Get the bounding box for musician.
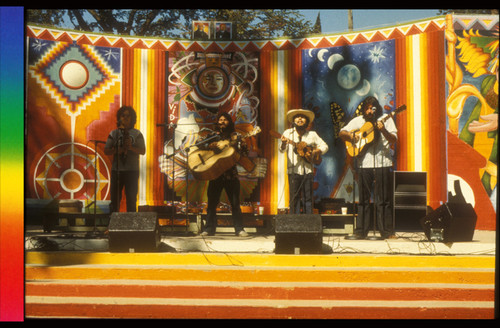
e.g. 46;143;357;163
199;112;249;237
339;96;397;240
279;109;328;214
104;106;146;213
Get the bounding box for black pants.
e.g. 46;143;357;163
204;175;244;234
356;167;393;237
109;170;139;213
288;173;313;214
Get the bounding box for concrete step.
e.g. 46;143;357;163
25;252;495;319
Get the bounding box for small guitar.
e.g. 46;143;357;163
270;130;322;165
188;126;261;180
345;105;406;157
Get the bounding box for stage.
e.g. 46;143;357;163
25;224;495;256
24;220;496;319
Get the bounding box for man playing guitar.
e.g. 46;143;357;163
279;108;328;215
339;96;398;240
198;112;249;237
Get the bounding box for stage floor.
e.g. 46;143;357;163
25;225;496;256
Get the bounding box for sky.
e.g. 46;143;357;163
299;9;441;34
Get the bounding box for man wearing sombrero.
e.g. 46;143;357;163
279;109;328;214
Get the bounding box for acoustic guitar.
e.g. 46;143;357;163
269;130;322;165
345;105;406;157
188;126;261;180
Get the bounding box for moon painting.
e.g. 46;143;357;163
301;39;396;199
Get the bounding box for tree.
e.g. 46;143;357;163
27;9;315;40
312;12;322;34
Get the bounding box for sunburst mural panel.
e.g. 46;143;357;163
27;38;121;209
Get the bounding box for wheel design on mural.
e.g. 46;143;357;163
33;142;110;201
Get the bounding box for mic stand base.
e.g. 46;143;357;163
366;234;384;241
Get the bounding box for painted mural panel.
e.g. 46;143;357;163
445;15;498;229
302;40;396;202
26;38;122;209
161;51;265;205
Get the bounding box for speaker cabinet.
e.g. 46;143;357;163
108;212;160;252
274;214;322;254
420;203;477;243
394;171;427;231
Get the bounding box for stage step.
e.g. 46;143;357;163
25;252;495;319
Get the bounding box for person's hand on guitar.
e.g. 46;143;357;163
280;135;290;150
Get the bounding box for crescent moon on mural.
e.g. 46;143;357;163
355;79;371;96
308;48;314;57
327;53;344;70
317;49;328;62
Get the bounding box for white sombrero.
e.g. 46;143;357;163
286;109;315;124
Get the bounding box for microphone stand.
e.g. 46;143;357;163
345;136;360;240
156;122;215;234
86;139;104;237
367;124;383;241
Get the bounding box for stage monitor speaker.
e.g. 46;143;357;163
274;214;322;254
420;202;477;243
108;212;160;252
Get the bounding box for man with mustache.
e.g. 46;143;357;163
280;108;328;215
199;112;249;237
339;96;398;240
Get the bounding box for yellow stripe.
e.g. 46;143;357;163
420;34;429;173
405;37;414;171
25;252;495;268
25;266;494;284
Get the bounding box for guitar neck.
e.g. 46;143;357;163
270;130;296;146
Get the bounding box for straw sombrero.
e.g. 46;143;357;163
286;109;315;124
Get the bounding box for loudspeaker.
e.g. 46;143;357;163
274;214;322;254
108;212;160;252
420;203;477;243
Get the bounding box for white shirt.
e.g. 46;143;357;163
279;128;329;175
341;114;397;168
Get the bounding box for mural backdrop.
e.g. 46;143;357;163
25;14;498;230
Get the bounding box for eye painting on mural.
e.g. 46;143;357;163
161;51;266;203
302;40;396;201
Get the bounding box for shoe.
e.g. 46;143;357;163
345;234;365;240
237;230;249;237
200;231;214;236
382;234;397;240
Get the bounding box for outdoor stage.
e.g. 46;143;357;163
24;215;496;320
25;224;495;256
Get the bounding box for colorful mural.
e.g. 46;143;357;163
26;38;121;205
445;15;498;230
25;14;498;230
160;51;266;204
301;40;396;201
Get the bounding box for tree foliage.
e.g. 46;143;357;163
27;9;315;39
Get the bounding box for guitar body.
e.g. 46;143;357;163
188;141;241;180
296;142;322;165
270;130;322;165
345;104;406;157
345;122;375;157
187;126;261;180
